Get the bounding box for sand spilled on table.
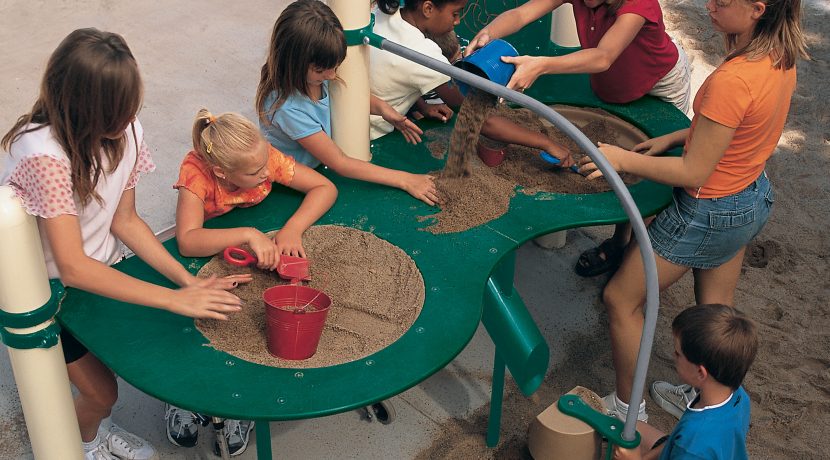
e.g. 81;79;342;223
421;103;644;234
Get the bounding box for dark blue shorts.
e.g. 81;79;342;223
648;172;773;269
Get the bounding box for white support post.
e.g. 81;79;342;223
0;186;82;459
329;0;372;161
550;4;580;48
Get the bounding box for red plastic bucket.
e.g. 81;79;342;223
263;285;332;360
477;142;506;167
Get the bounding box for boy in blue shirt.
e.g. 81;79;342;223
615;304;758;460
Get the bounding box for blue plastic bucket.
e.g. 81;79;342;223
454;39;518;95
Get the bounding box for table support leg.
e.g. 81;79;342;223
486;351;506;447
255;420;273;460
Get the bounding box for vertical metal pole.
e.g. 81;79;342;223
328;0;372;161
0;186;82;459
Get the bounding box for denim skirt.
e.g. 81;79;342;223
648;171;774;269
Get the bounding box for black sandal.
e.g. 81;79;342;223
575;238;624;277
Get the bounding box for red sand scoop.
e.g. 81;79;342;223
223;246;311;282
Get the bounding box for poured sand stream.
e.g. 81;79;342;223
196;225;425;368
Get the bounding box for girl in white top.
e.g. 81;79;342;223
0;28;249;460
370;0;573;166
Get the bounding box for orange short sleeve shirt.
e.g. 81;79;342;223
175;145;296;219
685;55;796;198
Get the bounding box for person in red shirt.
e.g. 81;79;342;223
580;0;808;425
466;0;692;278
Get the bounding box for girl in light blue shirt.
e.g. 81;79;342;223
256;0;442;206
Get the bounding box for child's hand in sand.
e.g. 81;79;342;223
168;279;244;321
544;141;575;168
247;229;280;270
186;273;253;290
401;173;442;206
274;228;306;258
578;142;628;180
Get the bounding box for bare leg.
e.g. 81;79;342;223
67;353;118;442
602;240;689;403
692;247;746;306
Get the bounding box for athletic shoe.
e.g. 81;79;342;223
214;419;255;457
84;434;118;460
650;381;697;419
164;404;199;448
99;420;158;460
602;391;648;422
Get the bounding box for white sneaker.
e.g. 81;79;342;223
84;434;118;460
650;381;697;419
602;392;648;422
99;420;158;460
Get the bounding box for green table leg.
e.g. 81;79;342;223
255;420;272;460
486;351;506;447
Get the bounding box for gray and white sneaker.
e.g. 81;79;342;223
650;381;697;419
99;420;158;460
214;419;255;457
165;404;199;448
84;435;119;460
602;391;648;422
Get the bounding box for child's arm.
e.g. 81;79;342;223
297;132;442;206
579;120;729;188
613;421;668;460
432;82;574;166
370;94;423;144
175;189;281;271
273;163;337;257
631;129;690;157
480;114;575;167
414;98;454;123
43;210;244;321
112;188;252;290
466;0;564;56
502;14;646;90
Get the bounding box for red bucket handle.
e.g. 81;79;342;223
223;246;257;267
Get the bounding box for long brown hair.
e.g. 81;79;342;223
2;28;143;205
255;0;346;125
726;0;809;69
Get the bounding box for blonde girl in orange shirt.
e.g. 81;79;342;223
579;0;808;424
175;109;337;269
169;109;336;454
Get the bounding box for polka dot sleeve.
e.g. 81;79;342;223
7;155;77;218
125;140;157;190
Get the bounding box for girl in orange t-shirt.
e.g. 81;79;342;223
175;109;337;269
170;109;336;453
578;0;809;425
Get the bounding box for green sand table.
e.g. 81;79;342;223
58;68;688;458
